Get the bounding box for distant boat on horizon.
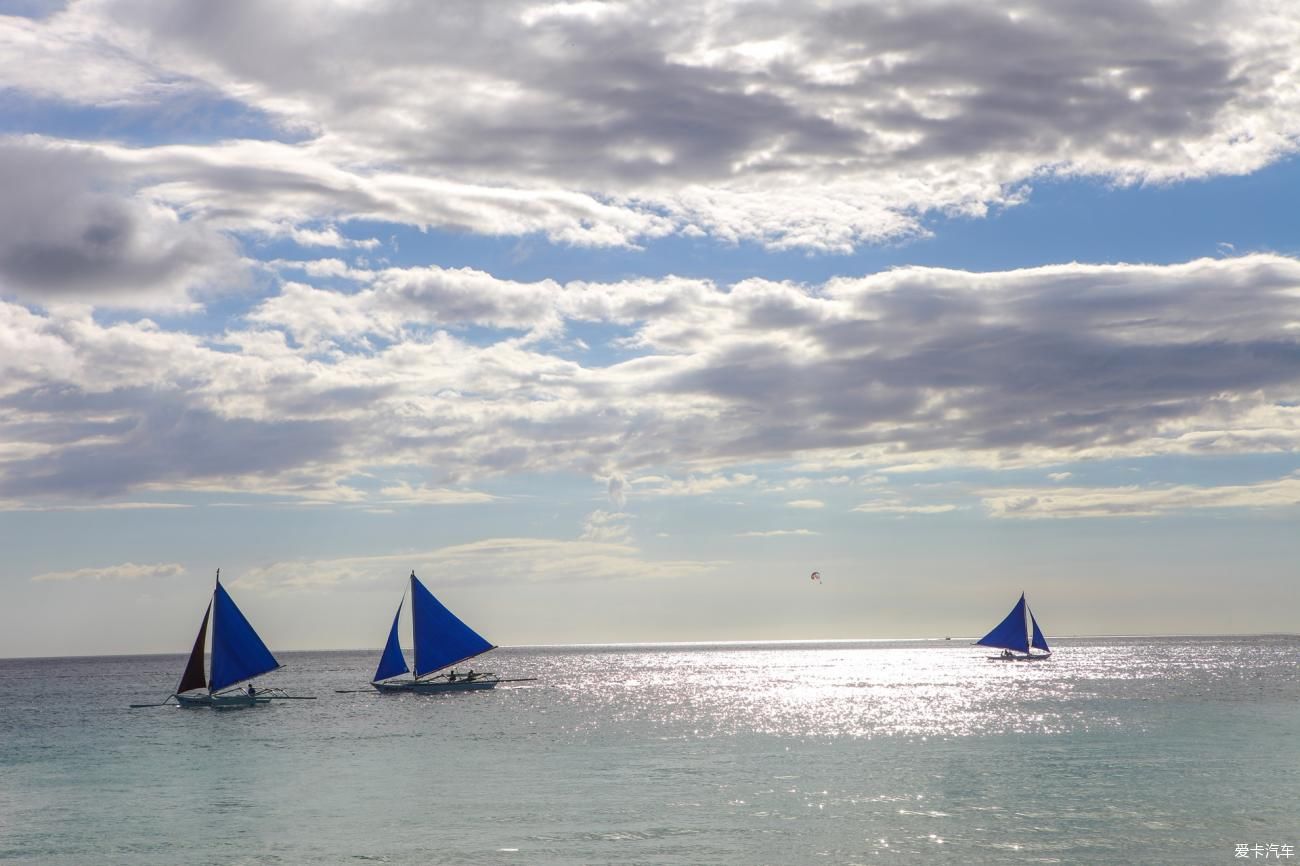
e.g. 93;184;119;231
977;592;1052;661
365;571;523;693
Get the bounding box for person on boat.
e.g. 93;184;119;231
447;670;458;682
1001;649;1013;660
464;669;477;682
247;685;257;698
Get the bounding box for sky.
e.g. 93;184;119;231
1;0;1298;658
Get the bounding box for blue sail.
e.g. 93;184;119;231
1030;610;1051;653
210;580;281;692
372;599;410;682
410;572;494;678
977;593;1030;653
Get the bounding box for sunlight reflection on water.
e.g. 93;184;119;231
0;636;1296;865
542;643;1109;739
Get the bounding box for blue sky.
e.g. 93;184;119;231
1;0;1298;657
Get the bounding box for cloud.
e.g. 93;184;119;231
736;528;819;537
0;500;189;512
786;499;825;509
631;473;759;497
60;137;673;250
376;482;497;505
249;265;719;347
0;139;247;308
232;536;720;592
785;475;853;489
851;501;959;514
2;255;1300;505
287;226;380;250
4;1;1298;250
982;473;1300;519
31;560;185;582
580;509;632;543
603;472;628;508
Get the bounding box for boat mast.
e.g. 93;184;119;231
409;570;420;681
209;568;220;696
1022;590;1029;657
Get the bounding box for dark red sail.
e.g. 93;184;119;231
177;601;211;694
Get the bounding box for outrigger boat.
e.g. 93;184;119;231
977;592;1052;661
131;570;312;708
365;571;511;693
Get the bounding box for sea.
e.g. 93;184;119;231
0;636;1296;866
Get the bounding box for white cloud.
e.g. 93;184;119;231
377;482;497;505
736;528;819;537
786;499;825;509
783;475;852;490
0;501;189;512
287;226;380;250
31;561;185;582
631;473;760;497
2;255;1300;506
232;536;720;592
4;0;1298;250
580;509;632;543
851;501;959;515
982;474;1300;519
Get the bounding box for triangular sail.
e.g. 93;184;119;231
177;601;211;694
1030;609;1051;653
372;598;410;682
410;572;494;678
977;593;1030;654
209;579;281;692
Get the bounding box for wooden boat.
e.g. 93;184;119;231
977;592;1052;661
131;570;311;708
366;571;508;693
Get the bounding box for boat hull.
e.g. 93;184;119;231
371;678;499;694
988;654;1051;662
175;692;273;708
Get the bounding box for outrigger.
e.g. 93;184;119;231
130;570;314;708
338;570;534;694
976;592;1052;661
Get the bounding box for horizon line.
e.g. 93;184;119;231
2;631;1295;662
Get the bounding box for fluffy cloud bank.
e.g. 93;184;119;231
1;254;1298;505
3;0;1299;250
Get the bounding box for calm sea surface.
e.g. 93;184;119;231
1;637;1296;865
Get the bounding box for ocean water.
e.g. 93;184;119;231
0;637;1296;865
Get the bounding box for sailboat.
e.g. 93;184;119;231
369;571;501;693
143;570;289;707
977;592;1052;661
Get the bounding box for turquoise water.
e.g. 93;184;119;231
1;637;1296;865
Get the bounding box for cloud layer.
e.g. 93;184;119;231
3;0;1299;252
2;254;1298;506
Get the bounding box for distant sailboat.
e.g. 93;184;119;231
177;570;286;705
132;570;310;708
369;571;503;693
977;592;1052;661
